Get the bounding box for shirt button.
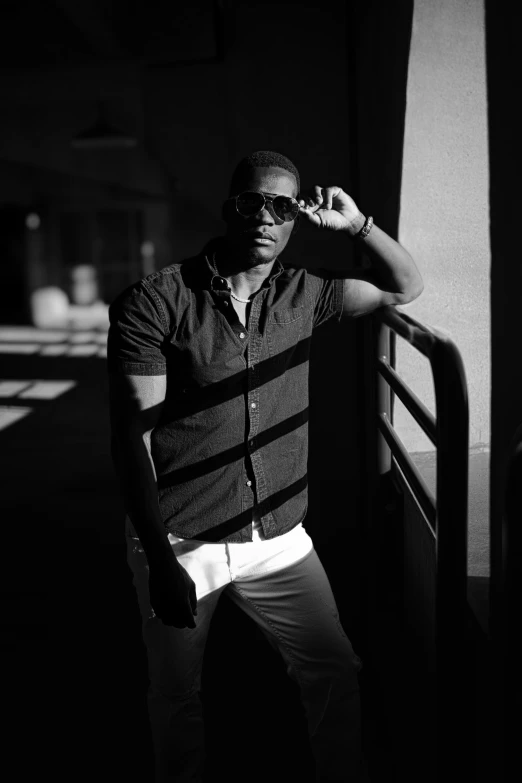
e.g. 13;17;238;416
246;480;252;487
239;332;246;339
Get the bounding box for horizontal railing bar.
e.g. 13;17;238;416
378;357;437;445
377;412;437;534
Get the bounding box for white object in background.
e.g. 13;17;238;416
25;213;41;230
141;240;156;277
30;287;70;329
71;265;99;306
68;301;109;330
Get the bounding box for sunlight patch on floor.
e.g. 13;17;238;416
39;345;68;356
18;381;77;399
0;326;108;358
0;381;33;397
66;345;100;357
0;407;32;431
0;380;78;430
0;327;70;343
69;331;99;344
0;343;41;354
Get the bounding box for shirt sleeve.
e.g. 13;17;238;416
107;280;168;375
305;271;345;328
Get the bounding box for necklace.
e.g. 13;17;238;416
213;253;253;304
229;291;252;304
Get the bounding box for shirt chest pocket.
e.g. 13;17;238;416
266;306;305;358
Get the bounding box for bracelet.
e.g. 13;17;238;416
353;215;373;240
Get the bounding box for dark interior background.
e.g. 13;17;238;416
0;2;415;781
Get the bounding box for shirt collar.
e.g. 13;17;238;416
202;237;285;293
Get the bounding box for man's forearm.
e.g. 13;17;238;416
346;215;424;301
112;424;177;568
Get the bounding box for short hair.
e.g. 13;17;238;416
229;150;300;197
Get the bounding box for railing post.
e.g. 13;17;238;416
491;423;522;778
431;339;469;779
361;315;381;661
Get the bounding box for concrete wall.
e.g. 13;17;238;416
395;0;490;454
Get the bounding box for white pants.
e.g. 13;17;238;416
126;518;365;783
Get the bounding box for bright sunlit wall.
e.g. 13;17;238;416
396;0;490;452
395;0;490;574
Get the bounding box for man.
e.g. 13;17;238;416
108;150;423;783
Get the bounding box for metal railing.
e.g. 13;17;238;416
492;422;522;774
375;305;469;778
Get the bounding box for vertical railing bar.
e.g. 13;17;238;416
390;326;397;424
431;339;469;779
499;424;522;775
377;323;392;477
376;306;469;781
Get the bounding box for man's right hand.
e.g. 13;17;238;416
148;560;198;629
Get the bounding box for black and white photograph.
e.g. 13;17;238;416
0;1;519;781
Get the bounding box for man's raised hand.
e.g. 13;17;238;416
298;185;365;234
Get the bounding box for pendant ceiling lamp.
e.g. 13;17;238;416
72;103;137;150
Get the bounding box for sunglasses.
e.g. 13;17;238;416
228;191;300;223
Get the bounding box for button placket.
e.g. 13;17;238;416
246;298;261;444
244;292;272;523
242;466;255;516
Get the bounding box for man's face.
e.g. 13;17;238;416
224;166;298;266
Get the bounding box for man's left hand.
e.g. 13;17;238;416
298;186;364;234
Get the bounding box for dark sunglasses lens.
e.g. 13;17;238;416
273;196;299;221
236;192;265;216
